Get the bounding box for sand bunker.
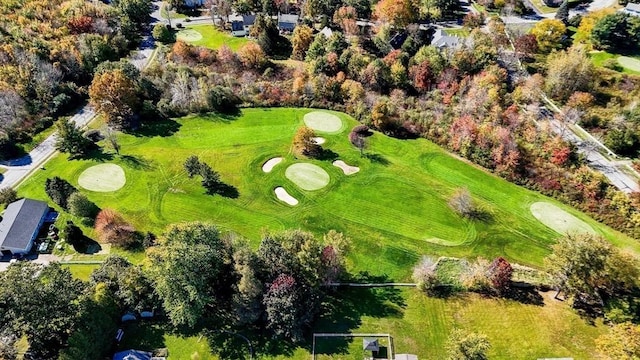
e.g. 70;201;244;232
285;163;330;191
262;157;283;173
303;111;343;133
333;160;360;175
530;202;596;235
313;137;326;145
78;164;126;192
275;187;298;206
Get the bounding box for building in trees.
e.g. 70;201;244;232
0;199;50;255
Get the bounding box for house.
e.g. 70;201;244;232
0;198;50;255
319;26;333;38
389;32;408;49
430;29;461;49
277;13;298;32
622;2;640;16
229;14;256;37
183;0;204;7
113;350;152;360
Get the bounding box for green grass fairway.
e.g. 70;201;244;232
618;56;640;73
530;202;596;236
176;28;202;42
17;108;638;279
303;111;344;133
285;163;330;191
180;25;251;51
78;163;126;192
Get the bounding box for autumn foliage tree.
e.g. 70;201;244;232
530;19;566;53
374;0;417;27
293;126;322;157
89;69;140;129
95;209;137;248
238;42;268;70
488;257;513;295
291;25;314;61
333;6;359;36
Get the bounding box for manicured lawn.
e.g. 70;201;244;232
117;323;218;360
17;108;637;281
590;51;640;75
444;28;470;37
179;25;251;51
62;264;101;281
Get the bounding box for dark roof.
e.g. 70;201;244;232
0;199;48;250
363;338;379;351
231;21;244;31
242;14;256;25
278;22;296;31
390;32;408;49
113;350;152;360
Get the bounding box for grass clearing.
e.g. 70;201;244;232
118;323;218;360
62;264;101;281
78;163;126;192
17;108;638;281
618;56;640;73
530;202;596;236
285;163;331;191
303;111;344;133
444;28;470;37
176;28;202;42
181;25;251;51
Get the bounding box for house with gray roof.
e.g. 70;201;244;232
622;2;640;16
430;29;461;49
277;13;299;32
0;199;49;255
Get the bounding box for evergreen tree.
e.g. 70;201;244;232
555;0;569;24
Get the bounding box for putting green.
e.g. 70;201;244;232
617;56;640;73
530;202;596;236
303;111;343;133
176;28;203;42
285;163;330;191
78;164;126;192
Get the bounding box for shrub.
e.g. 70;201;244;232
0;188;18;206
64;221;87;249
461;258;492;292
67;192;99;219
45;177;77;209
446;329;491;360
293;126;321;157
152;23;175;44
184;155;201;178
95;209;137;248
449;188;477;218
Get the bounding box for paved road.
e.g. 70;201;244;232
0;16;158;190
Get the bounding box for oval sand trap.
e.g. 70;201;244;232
313;137;326;145
333;160;359;175
618;56;640;73
176;28;203;42
262;157;283;173
275;187;298;206
78;164;126;192
285;163;330;191
304;112;343;133
530;202;596;235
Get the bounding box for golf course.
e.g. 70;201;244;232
15;108;638;358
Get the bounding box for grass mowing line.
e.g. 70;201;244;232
285;163;330;191
78;163;126;192
530;202;596;236
617;56;640;74
303;111;344;133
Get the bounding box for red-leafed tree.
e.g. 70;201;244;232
514;34;538;58
263;274;304;341
410;61;433;92
489;257;513;295
95;209;137;248
67;16;94;34
333;6;358;36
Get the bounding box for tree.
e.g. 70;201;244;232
293;126;321;157
55;118;92;157
555;0;569;24
333;6;359;36
184;155;201;178
291;25;314;61
232;242;263;326
0;188;17;206
596;322;640;359
152;23;175;44
199;162;223;195
374;0;417;27
412;256;440;294
263;274;306;341
94;209;137;248
238;42;268;70
530;19;566;52
488;257;512;295
114;0;153;30
446;329;491;360
410;61;434;92
449;188;478;218
0;263;84;359
89;69;140;129
68;192;99;219
349;125;371;155
104;126;121;155
64;220;88;250
545;234;640;307
45;176;77;209
592;13;639;52
545;47;594;102
148;222;234;328
513;34;538;57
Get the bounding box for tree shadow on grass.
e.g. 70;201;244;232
201;111;241;124
215;183;240;199
72;237;102;254
132;118;182;138
506;286;544;306
81;147;114;162
120;154;154;171
314;148;339;161
364;153;390;165
118;322;167;353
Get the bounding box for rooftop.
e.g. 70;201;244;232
0;198;49;250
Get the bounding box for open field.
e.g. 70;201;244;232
17;108;638;280
178;25;252;51
15;108;631;359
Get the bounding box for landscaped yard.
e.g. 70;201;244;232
444;28;470;37
590;51;640;74
16;108;633;358
177;25;252;51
